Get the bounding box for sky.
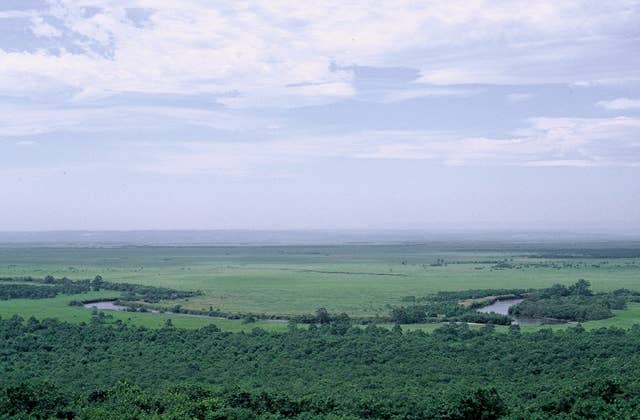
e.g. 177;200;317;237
0;0;639;232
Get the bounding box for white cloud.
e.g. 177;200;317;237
0;10;35;19
381;87;481;103
525;160;595;167
596;98;640;110
418;68;477;85
15;140;37;146
506;93;533;103
365;117;640;167
30;16;62;37
0;1;638;107
137;116;640;176
0;104;275;137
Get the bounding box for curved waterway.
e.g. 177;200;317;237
83;300;209;318
82;300;288;323
476;298;563;325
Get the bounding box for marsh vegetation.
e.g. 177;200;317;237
1;242;640;418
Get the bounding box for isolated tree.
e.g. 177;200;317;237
316;308;331;324
542;283;570;298
92;275;104;290
569;279;592;296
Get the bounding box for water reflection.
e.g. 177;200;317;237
476;298;565;325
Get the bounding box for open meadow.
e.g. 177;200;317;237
3;241;640;418
1;242;639;331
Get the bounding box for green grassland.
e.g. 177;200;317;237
1;243;639;329
0;291;290;332
376;303;640;333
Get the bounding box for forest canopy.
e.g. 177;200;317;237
1;316;640;419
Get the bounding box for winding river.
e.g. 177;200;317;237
82;300;288;323
83;300;209;318
85;298;561;326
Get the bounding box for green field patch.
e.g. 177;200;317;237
1;245;639;318
0;291;289;332
280;267;408;276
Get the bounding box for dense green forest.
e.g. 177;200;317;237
2;314;640;419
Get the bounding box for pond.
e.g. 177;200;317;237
476;298;565;325
476;298;524;316
83;300;130;311
83;300;165;314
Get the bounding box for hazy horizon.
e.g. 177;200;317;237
1;228;640;246
1;1;638;231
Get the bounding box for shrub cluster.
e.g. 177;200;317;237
509;280;626;322
0;275;202;303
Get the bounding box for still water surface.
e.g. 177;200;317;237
476;298;524;316
476;298;563;325
83;301;129;311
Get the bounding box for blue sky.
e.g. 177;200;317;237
1;0;639;231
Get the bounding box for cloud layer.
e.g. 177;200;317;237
134;117;640;176
597;98;640;110
1;0;639;107
1;1;640;231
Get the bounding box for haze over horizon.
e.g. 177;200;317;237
1;229;639;247
1;1;639;231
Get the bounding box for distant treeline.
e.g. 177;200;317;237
531;248;640;259
2;315;640;418
0;276;202;302
404;288;530;303
0;284;59;300
389;302;513;325
115;301;288;322
0;278;95;300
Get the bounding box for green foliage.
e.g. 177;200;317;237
456;312;512;325
1;244;640;418
0;275;201;303
450;387;508;420
0;284;59;300
390;290;518;325
421;289;529;302
2;244;640;317
569;279;593;296
510;297;614;321
291;309;352;329
2;317;640;418
1;382;71;419
509;280;629;322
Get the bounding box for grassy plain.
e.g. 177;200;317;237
0;291;289;332
1;243;639;329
